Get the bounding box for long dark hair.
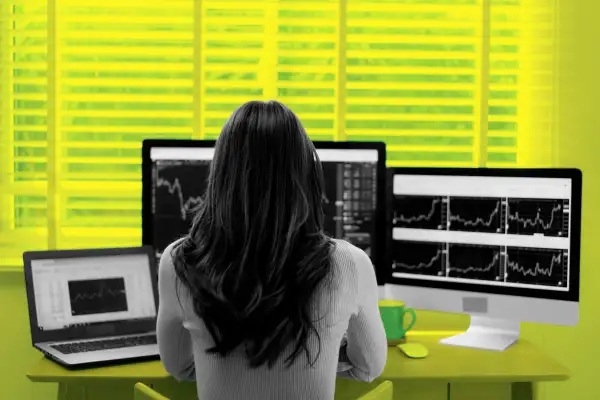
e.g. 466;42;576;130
171;100;335;368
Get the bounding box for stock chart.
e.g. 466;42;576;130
392;241;445;277
68;278;128;316
393;195;445;230
448;197;504;233
506;247;567;287
153;160;210;254
447;244;503;281
507;198;568;237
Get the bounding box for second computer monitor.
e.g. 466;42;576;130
142;140;387;282
385;167;581;350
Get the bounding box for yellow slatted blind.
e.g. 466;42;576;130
489;0;556;167
55;0;195;249
0;1;49;266
276;0;339;141
0;0;557;266
200;0;272;138
489;0;519;166
346;0;483;166
200;0;339;141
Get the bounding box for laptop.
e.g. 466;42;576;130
23;246;160;368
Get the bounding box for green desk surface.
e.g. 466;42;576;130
381;333;569;382
27;358;170;383
26;332;569;384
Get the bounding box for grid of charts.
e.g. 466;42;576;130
391;194;570;291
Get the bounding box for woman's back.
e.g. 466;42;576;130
156;101;387;399
157;238;387;400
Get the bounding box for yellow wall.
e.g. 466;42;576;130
0;272;56;399
527;1;600;399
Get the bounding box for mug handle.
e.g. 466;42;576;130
403;308;417;334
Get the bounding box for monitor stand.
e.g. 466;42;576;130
439;316;519;351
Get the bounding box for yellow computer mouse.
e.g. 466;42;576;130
397;342;428;359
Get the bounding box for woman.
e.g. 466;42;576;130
157;100;387;400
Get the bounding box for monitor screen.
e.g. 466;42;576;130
148;146;214;255
389;169;581;301
30;253;156;331
142;140;386;280
319;148;379;258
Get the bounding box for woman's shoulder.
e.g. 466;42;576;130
325;239;375;306
329;238;373;275
158;238;186;278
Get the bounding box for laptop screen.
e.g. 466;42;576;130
30;253;157;331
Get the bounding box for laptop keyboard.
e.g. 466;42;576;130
51;335;157;354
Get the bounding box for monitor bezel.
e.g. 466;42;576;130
141;139;388;285
386;167;582;302
22;246;159;344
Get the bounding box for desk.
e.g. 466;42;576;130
27;333;569;400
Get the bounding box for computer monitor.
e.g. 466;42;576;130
141;140;387;283
384;168;581;351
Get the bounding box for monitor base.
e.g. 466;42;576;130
439;316;519;351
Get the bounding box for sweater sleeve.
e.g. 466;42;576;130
156;242;196;381
336;246;388;382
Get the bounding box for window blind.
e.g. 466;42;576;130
489;0;556;167
200;0;340;141
489;0;519;166
346;0;484;166
0;1;49;266
0;0;557;266
54;0;195;250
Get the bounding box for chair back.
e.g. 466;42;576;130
134;382;170;400
132;380;391;400
356;380;393;400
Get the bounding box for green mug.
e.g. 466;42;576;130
379;300;417;341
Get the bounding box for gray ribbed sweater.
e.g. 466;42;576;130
157;239;388;400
